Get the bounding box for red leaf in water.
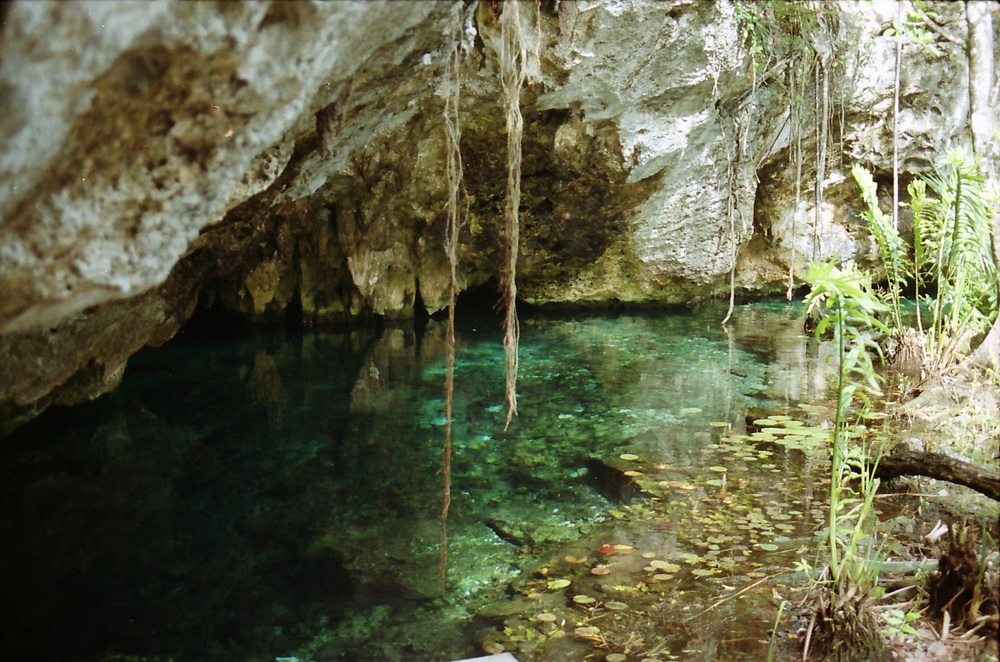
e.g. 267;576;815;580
591;565;612;576
596;544;618;554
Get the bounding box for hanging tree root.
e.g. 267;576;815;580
872;442;1000;502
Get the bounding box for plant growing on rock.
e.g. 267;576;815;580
856;148;999;371
910;148;998;369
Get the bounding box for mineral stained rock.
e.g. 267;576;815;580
0;0;994;431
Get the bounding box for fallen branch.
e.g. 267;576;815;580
874;445;1000;501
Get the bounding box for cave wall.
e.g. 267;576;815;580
0;0;996;432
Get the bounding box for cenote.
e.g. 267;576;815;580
2;301;853;662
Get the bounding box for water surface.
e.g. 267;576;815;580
0;301;837;661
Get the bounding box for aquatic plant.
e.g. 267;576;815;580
802;260;889;659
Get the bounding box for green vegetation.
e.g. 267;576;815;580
801;261;889;659
854;147;999;369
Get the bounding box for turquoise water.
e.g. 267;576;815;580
0;301;836;661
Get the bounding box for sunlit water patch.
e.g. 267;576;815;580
0;301;841;661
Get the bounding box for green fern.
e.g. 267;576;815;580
852;165;911;329
915;148;997;358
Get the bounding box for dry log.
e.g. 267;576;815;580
874;445;1000;501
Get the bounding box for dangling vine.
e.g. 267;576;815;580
498;1;528;430
788;54;804;299
438;9;464;592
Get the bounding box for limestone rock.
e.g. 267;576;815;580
0;0;995;431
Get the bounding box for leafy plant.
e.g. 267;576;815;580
908;148;999;366
852;165;911;329
802;260;890;659
881;603;921;642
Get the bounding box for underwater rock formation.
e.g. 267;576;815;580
0;0;995;430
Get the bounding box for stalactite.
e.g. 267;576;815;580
499;1;527;430
438;10;463;593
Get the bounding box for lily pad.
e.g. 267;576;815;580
548;578;571;590
573;594;597;604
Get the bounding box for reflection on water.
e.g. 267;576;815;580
0;301;836;661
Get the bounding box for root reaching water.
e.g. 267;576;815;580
439;10;463;592
499;1;528;430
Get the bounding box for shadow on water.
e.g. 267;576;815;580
0;301;837;661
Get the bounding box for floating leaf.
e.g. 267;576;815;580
691;568;716;577
652;573;674;581
619;453;639;461
591;566;612;576
605;601;629;611
564;555;586;564
575;626;600;637
758;543;779;552
573;594;597;604
536;612;558;622
650;560;680;572
548;578;571;590
623;470;642;477
607;654;627;662
641;552;656;559
710;421;730;427
681;407;703;414
596;544;619;554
